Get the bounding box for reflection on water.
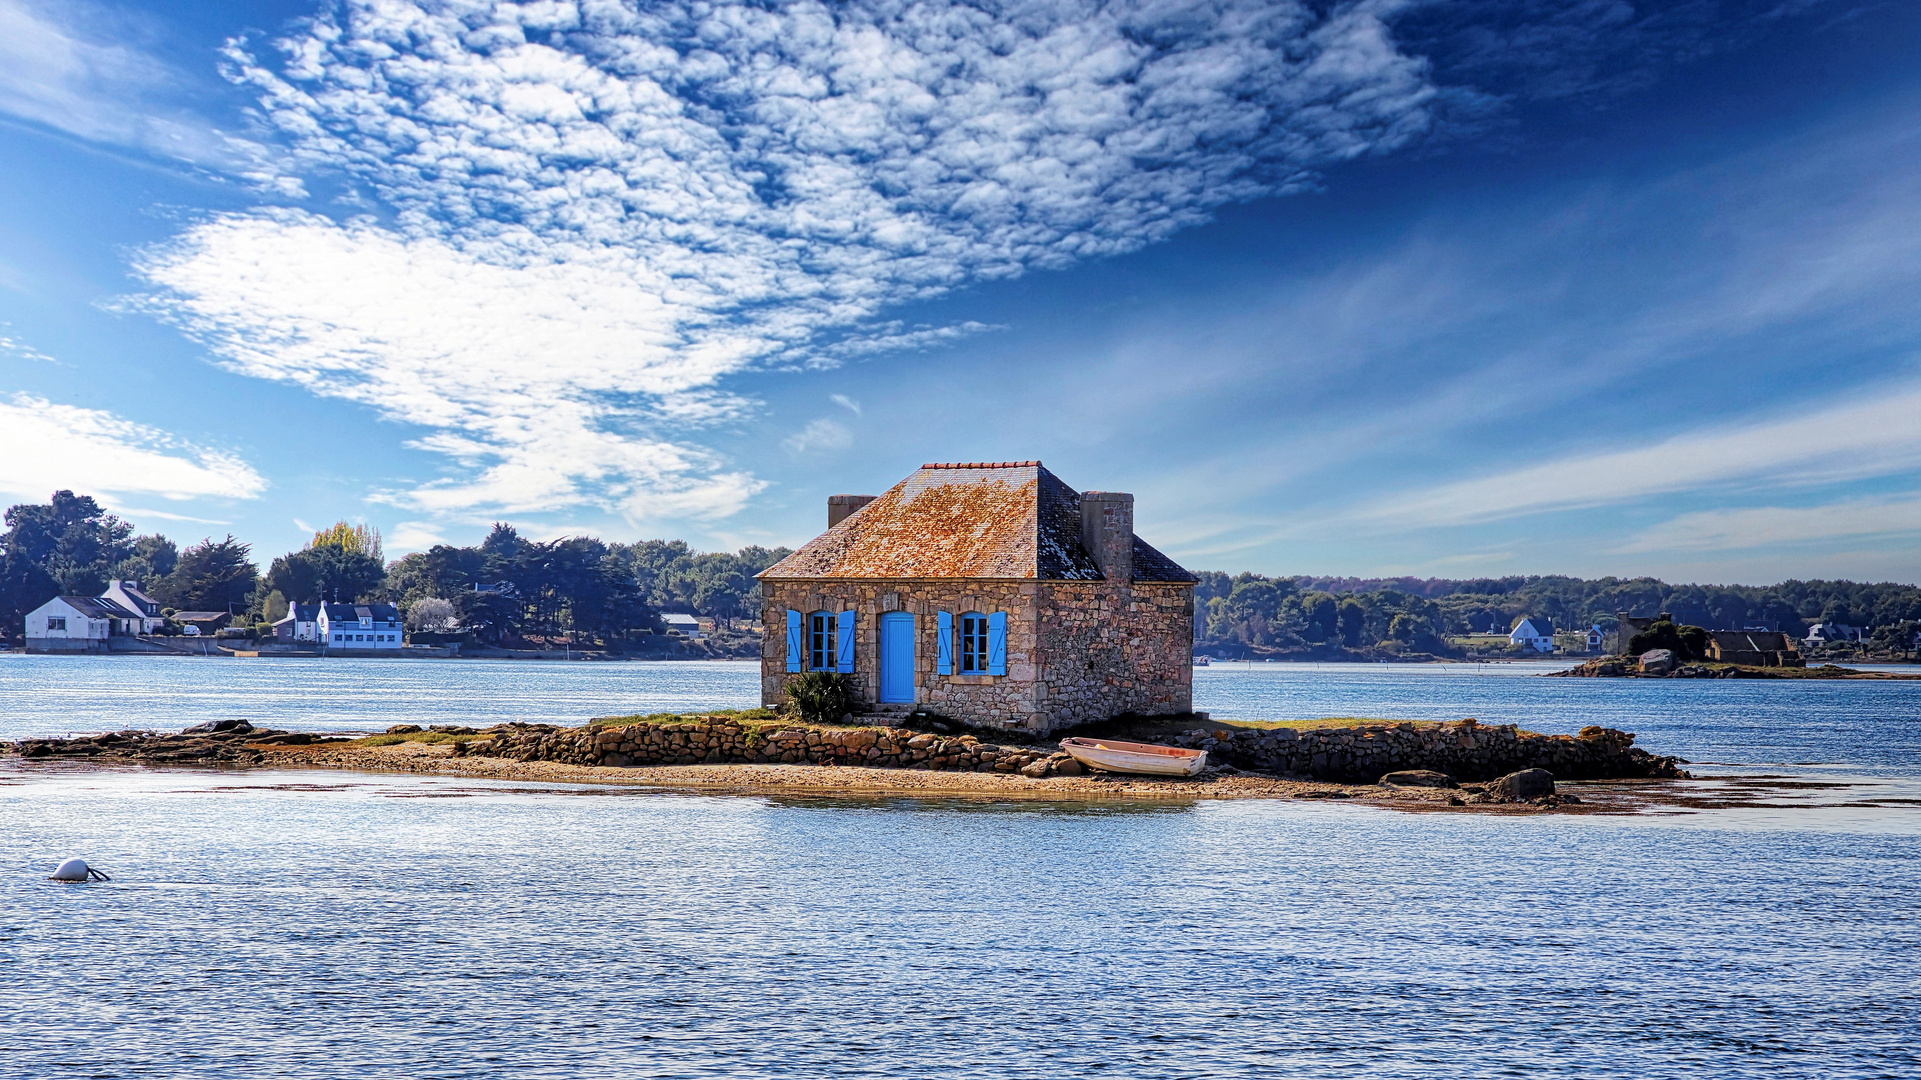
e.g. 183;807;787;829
3;766;1917;1079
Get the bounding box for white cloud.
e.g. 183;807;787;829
829;394;861;416
388;521;449;554
1348;381;1921;530
783;418;854;455
1620;496;1921;554
0;0;296;189
0;393;265;503
136;0;1439;523
0;325;58;364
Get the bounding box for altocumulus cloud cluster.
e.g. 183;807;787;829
133;0;1438;523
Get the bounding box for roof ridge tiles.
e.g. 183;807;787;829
918;460;1041;469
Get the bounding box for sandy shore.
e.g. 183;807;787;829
239;739;1707;814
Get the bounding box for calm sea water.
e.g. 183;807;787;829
3;657;1919;1077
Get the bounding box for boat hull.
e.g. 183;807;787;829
1059;737;1208;777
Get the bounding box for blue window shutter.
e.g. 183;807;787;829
785;610;802;672
937;611;953;676
837;610;856;673
988;612;1007;676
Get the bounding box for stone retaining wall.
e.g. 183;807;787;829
458;717;1685;783
460;721;1073;777
1167;719;1686;783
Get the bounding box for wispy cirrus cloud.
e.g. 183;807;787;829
0;0;296;189
134;0;1440;524
1619;495;1921;554
0;393;264;504
1349;381;1921;530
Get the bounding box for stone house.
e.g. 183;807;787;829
1705;631;1803;667
757;461;1197;733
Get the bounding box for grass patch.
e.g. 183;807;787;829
1227;716;1432;731
588;707;784;729
346;731;488;747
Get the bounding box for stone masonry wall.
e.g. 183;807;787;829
1034;582;1192;730
761;579;1042;729
761;579;1195;732
448;717;1683;783
461;719;1069;776
1169;719;1687;783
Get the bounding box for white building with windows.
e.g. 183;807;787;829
100;580;165;634
317;603;404;650
1509;617;1555;653
25;596;142;653
272;602;324;643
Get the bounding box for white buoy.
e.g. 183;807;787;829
49;858;107;882
51;853;90;880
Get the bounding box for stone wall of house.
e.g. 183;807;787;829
760;579;1195;732
1167;719;1688;782
760;579;1042;729
1033;582;1192;730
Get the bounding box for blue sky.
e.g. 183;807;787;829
3;0;1919;583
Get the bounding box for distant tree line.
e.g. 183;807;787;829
7;489;1916;653
0;490;791;647
1195;572;1921;656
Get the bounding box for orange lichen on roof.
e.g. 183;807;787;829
760;462;1194;583
832;474;1039;578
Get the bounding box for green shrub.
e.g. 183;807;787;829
1628;619;1711;660
785;671;855;724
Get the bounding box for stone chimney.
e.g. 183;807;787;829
828;494;877;529
1080;491;1134;584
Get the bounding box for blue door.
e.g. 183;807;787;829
879;612;915;703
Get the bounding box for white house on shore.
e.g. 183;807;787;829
1510;617;1555;653
1804;622;1863;646
317;603;403;649
25;596;143;653
272;602;324;643
100;580;165;634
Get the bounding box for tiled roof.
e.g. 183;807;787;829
323;602;400;621
761;462;1196;583
172;611;231;623
57;596;141;619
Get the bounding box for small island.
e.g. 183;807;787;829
1554;613;1921;679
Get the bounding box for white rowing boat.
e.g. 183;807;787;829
1058;737;1208;777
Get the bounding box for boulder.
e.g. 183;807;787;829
387;724;423;734
1377;769;1458;789
1483;768;1555;802
182;719;253;735
1638;649;1675;675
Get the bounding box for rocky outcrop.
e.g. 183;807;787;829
2;722;352;764
1167;720;1687;784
